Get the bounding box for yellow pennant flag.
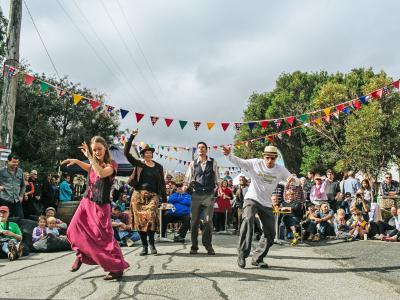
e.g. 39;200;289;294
207;122;215;130
73;94;83;105
315;118;322;125
323;107;331;116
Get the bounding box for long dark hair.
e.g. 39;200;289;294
361;179;371;190
90;136;112;164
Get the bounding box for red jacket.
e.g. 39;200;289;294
215;187;233;213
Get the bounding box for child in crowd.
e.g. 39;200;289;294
333;208;351;240
32;216;47;243
348;210;368;241
46;217;60;238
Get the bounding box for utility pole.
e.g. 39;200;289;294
0;0;22;164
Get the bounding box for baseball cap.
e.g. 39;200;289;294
0;206;9;213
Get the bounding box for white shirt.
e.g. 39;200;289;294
227;153;291;207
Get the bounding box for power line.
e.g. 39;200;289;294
116;0;164;96
23;0;61;79
99;0;169;114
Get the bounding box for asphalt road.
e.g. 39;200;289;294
0;235;399;300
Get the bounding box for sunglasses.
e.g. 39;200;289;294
385;176;392;179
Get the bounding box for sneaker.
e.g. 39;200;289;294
290;237;298;246
7;241;18;261
126;238;135;247
173;236;185;243
16;243;25;258
206;246;215;255
237;256;246;268
149;245;158;255
307;234;314;241
312;234;321;242
140;247;148;256
190;247;198;255
251;260;269;268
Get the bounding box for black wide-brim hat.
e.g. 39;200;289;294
140;144;155;156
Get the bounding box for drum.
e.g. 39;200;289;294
57;201;80;224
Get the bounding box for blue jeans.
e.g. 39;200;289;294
1;238;17;255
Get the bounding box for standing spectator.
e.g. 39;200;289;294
284;175;304;202
379;172;399;196
22;171;35;218
165;174;175;186
29;170;42;215
0;154;25;218
59;173;73;202
214;180;233;232
325;170;341;212
223;170;232;180
299;177;308;200
183;141;219;256
360;179;374;204
303;171;315;200
232;176;248;233
343;171;361;197
309;175;329;206
0;206;24;260
41;174;56;212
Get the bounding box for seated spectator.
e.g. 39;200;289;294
348;210;368;241
351;191;370;221
111;205;139;247
46;217;61;238
339;192;352;219
379;172;399;196
32;216;70;252
0;206;24;261
214;180;233;232
302;202;318;241
114;193;129;212
45;207;67;232
284;175;304;202
369;206;397;240
308;203;335;240
281;190;303;246
32;215;47;243
333;208;351;240
381;207;400;242
161;184;191;242
309;175;329;206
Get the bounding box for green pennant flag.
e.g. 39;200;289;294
299;114;309;123
161;146;165;150
40;81;50;92
179;120;188;130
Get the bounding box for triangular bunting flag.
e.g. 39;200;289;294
89;99;101;110
40;81;50;92
260;137;265;143
24;74;35;85
353;100;361;110
286;116;295;126
193;121;201;130
73;94;83;105
370;88;383;99
277;133;283;140
268;135;274;142
274;119;282;128
213;146;218;151
207;122;215;130
161;146;165;150
299;114;308;123
260;120;269;129
5;66;17;78
150;116;159;126
56;89;66;97
221;123;230;131
333;111;340;119
336;104;345;112
234;123;242;131
164;118;174;127
323;115;331;123
314;118;322;125
285;129;292;137
323;108;331;116
106;105;114;112
179;120;188;130
135;113;145;123
393;80;400;89
248;122;256;131
120;109;129;119
342;107;351;115
160;154;163;158
359;96;368;104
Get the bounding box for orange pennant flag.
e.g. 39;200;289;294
207;122;215;130
315;118;322;125
73;94;83;105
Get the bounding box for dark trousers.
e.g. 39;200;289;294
369;221;395;236
139;231;155;247
0;199;24;218
214;212;227;232
190;192;214;249
161;214;190;238
238;199;275;262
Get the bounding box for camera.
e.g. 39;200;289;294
356;193;362;198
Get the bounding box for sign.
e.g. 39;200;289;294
0;148;11;161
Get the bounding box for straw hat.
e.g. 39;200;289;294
263;145;278;156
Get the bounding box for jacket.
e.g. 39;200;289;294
59;180;72;201
167;192;191;217
0;167;25;203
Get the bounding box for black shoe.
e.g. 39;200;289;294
173;236;185;243
140;247;148;256
190;247;198;255
251;260;269;268
237;256;246;268
149;245;158;255
206;246;215;255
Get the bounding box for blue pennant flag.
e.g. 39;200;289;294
120;109;129;119
359;96;368;105
342;107;351;115
260;137;265;143
248;122;256;131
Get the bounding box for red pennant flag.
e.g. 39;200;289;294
135;113;145;123
286;116;295;126
164;118;174;127
353;100;361;110
393;80;400;89
213;146;218;151
24;74;35;85
323;115;331;123
150;116;159;126
277;133;283;140
260;120;268;129
370;88;383;99
285;129;292;137
89;99;101;110
244;141;249;147
274;119;282;128
193;121;201;130
336;104;345;112
56;89;66;97
221;123;230;131
268;135;274;142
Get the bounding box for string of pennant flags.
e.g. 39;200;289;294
4;64;399;134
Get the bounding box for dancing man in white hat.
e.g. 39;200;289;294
222;145;291;268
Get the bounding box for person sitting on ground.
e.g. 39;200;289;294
309;175;329;206
333;208;351;240
46;217;61;238
302;202;318;241
381;207;400;242
0;206;24;261
309;203;335;240
281;190;303;246
161;183;191;242
369;206;397;240
113;193;129;212
379;172;399;197
32;215;48;243
347;210;368;241
45;207;67;232
111;205;138;247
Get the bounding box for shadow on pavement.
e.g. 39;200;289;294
268;255;356;261
269;265;400;274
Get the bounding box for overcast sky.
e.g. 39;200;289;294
2;0;400;174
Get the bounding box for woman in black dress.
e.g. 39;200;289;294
124;129;167;255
